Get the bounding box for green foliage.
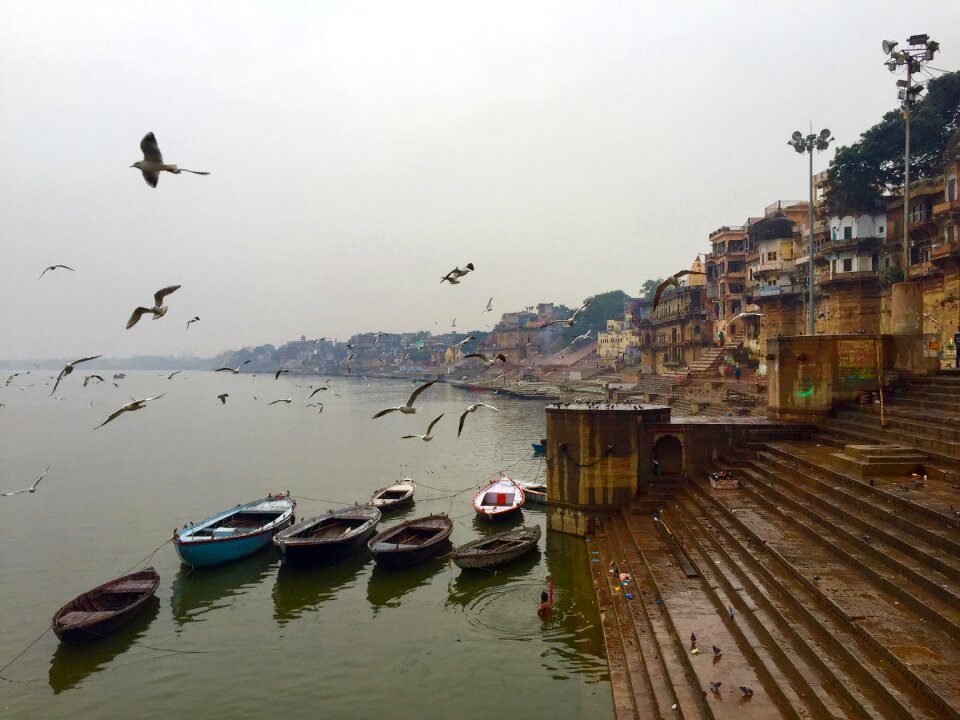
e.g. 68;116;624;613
640;278;664;301
824;71;960;214
560;290;628;345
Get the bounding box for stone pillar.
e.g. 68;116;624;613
890;281;929;373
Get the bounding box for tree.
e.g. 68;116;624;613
824;71;960;214
640;278;664;301
560;290;628;345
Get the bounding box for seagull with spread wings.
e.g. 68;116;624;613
401;413;444;441
457;402;500;437
186;316;200;329
463;352;507;368
127;285;181;329
131;132;210;188
39;265;75;280
51;355;102;396
372;377;438;418
2;467;50;497
217;393;229;405
543;299;591;328
482;297;493;314
215;360;251;374
441;262;474;284
82;374;105;387
651;270;706;313
95;395;164;429
274;369;291;380
268;397;292;405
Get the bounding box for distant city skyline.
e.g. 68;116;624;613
2;1;958;359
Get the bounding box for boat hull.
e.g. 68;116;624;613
174;494;296;568
52;568;160;642
368;514;453;568
276;529;376;565
453;526;541;570
473;478;525;519
370;539;452;568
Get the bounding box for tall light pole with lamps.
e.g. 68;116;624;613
788;128;833;336
882;34;940;280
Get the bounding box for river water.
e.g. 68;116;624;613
0;371;611;719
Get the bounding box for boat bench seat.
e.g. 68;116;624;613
106;580;156;593
58;610;115;625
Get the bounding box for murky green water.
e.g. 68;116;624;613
0;373;610;718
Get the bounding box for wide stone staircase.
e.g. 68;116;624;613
588;371;960;719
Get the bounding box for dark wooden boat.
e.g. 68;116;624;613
51;567;160;641
452;526;541;570
274;504;381;565
367;514;453;567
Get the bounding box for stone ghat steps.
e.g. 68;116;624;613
820;410;960;466
677;482;930;720
683;477;960;719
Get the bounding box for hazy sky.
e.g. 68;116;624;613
2;1;958;360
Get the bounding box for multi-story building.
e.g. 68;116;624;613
705;226;749;339
640;258;709;374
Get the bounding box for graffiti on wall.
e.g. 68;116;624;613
837;339;876;387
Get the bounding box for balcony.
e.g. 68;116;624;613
934;198;960;215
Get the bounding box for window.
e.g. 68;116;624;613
842;258;853;272
766;251;777;261
843;226;853;240
878;226;884;235
949;177;957;202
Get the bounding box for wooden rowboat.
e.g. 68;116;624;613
174;493;296;568
452;526;541;570
367;514;453;567
370;478;416;509
274;504;381;565
516;480;547;505
473;477;525;519
52;567;160;641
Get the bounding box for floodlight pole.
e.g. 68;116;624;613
903;66;912;280
788;129;833;335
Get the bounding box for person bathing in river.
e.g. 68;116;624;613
538;591;553;616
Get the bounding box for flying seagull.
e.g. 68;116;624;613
186;316;200;329
268;397;292;405
373;331;390;347
308;386;329;398
454;335;476;351
38;265;75;280
441;263;474;284
457;402;500;437
275;369;291;380
95;395;164;429
51;355;102;396
217;393;228;405
482;297;493;313
166;370;182;380
651;270;706;313
215;360;251;374
463;352;507;368
543;299;591;328
372;377;439;418
131;132;210;188
127;285;181;329
82;374;105;387
402;413;444;441
571;329;593;344
2;467;50;496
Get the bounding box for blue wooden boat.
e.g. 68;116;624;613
174;493;296;568
532;442;546;455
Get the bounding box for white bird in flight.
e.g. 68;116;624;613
186;316;200;329
51;355;102;396
82;374;105;387
441;263;474;284
127;285;181;329
571;329;593;344
651;270;706;313
131;132;211;188
463;352;507;368
482;297;493;313
38;265;75;280
372;377;438;419
268;397;292;405
457;402;500;437
95;395;164;429
543;299;591;328
402;413;444;441
274;369;291;380
2;467;50;496
166;370;182;380
215;360;251;374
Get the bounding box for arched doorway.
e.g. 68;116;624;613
653;435;683;476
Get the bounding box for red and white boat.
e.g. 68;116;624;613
473;477;525;519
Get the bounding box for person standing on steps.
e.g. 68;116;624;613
718;328;725;347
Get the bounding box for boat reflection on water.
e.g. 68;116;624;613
48;596;160;694
366;556;447;614
447;547;541;602
273;552;370;625
170;548;277;630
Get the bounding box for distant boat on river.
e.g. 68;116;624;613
274;504;380;565
52;567;160;641
174;493;296;568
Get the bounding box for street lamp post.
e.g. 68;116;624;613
788;128;834;335
883;34;940;280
